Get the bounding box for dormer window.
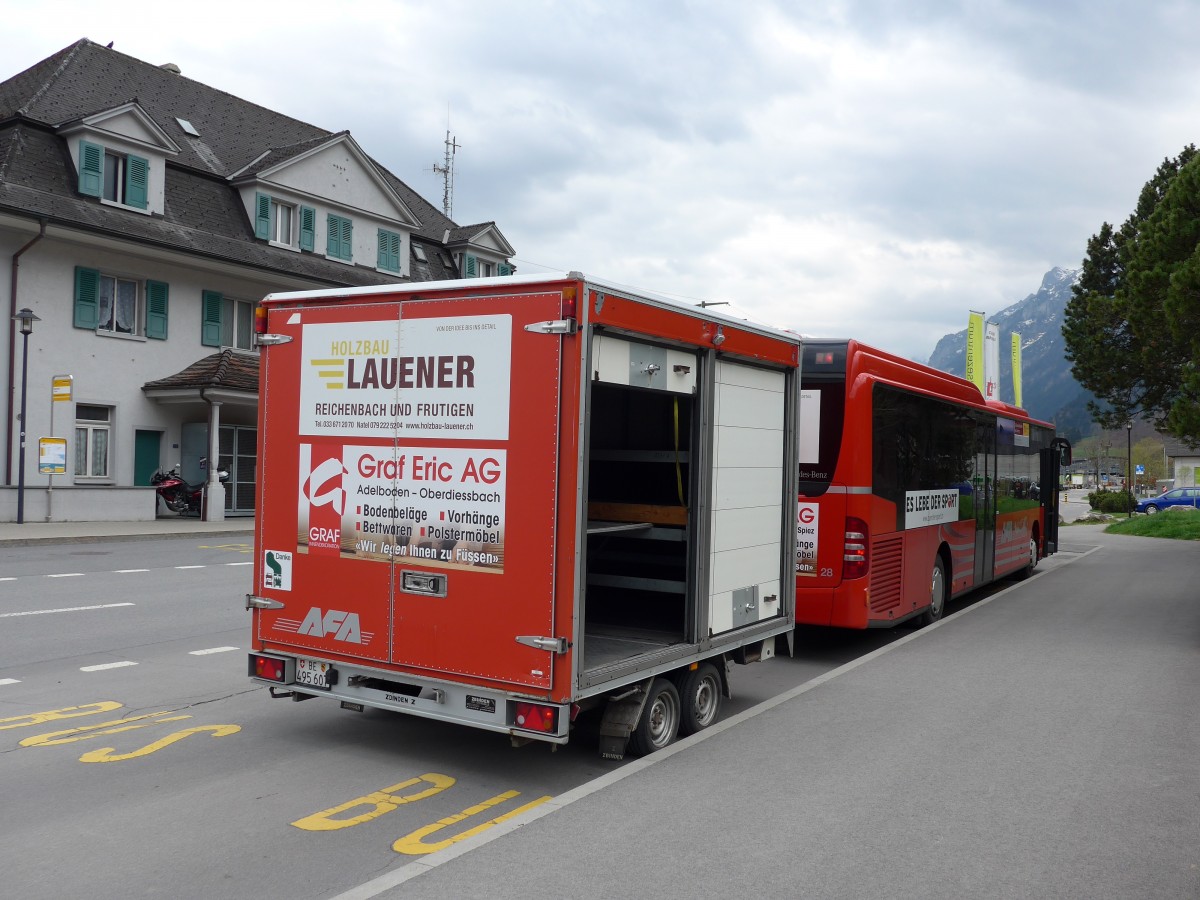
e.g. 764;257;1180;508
78;140;148;210
254;192;314;250
270;198;293;243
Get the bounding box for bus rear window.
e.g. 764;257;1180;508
798;344;847;496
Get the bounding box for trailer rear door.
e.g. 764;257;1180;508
254;290;566;692
385;293;564;691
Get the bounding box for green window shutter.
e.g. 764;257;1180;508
326;214;340;257
74;266;100;329
78;141;103;197
201;290;224;347
339;217;353;261
299;206;315;251
125;155;149;209
463;254;477;278
145;280;169;339
255;193;271;240
378;229;400;272
498;263;512;276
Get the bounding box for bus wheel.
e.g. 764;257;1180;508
676;663;723;735
1014;537;1038;580
919;557;946;626
629;678;681;756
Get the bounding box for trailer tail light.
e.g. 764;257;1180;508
843;517;869;579
254;305;268;334
561;286;577;320
514;702;558;734
251;654;286;683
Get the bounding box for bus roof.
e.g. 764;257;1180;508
804;337;1053;429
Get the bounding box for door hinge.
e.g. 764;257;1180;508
523;319;577;335
516;635;570;654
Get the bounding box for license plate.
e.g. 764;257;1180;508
296;658;332;690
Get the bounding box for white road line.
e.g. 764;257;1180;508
0;577;15;582
0;602;135;618
189;646;239;655
115;568;150;573
174;565;206;570
0;678;20;686
80;661;138;672
225;562;252;566
47;573;84;578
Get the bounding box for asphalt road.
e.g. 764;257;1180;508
0;535;896;898
3;525;1180;899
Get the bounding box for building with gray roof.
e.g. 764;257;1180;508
0;39;514;521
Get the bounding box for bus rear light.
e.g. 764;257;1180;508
251;654;286;683
843;517;869;579
514;702;558;733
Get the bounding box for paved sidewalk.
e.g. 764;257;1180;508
0;516;254;545
341;525;1200;900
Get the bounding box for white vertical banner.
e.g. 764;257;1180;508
983;320;1000;400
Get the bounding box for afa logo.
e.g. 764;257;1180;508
297;607;370;644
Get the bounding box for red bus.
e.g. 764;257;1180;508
795;339;1071;629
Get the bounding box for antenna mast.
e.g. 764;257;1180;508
431;130;460;219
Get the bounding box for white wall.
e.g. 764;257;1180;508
2;233;267;512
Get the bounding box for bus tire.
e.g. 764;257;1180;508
918;556;947;626
629;678;681;756
675;663;723;736
1014;536;1038;580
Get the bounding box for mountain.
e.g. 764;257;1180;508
925;267;1095;440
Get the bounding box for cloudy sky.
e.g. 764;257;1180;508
5;1;1199;360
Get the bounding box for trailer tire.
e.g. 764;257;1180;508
676;663;723;735
628;678;681;756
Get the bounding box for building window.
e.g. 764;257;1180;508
78;141;148;210
75;405;111;478
327;214;353;261
73;267;168;339
254;193;313;250
271;199;293;244
98;274;141;335
377;229;402;273
201;290;256;350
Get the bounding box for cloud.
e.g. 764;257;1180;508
5;0;1200;360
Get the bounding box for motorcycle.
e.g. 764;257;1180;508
151;459;229;516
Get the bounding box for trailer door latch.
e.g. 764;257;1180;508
523;319;577;335
516;635;569;654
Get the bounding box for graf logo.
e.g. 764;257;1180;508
303;456;348;515
298;607;363;643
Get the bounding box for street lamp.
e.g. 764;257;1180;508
1126;421;1133;518
13;307;40;525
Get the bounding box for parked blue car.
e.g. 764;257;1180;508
1136;487;1200;514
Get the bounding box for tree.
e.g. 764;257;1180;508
1063;145;1200;441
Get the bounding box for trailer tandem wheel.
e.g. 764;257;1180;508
675;662;723;735
628;677;681;756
